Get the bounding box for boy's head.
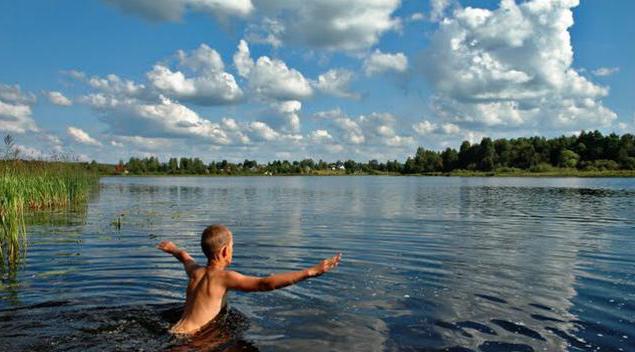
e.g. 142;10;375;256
201;224;233;263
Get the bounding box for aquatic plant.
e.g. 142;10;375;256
0;159;98;272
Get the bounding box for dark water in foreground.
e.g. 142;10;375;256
1;176;634;351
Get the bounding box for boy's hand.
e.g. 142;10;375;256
307;253;342;277
157;240;178;254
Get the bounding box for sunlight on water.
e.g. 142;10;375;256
1;176;634;351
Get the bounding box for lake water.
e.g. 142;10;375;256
1;176;634;351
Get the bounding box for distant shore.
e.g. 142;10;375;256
106;169;635;178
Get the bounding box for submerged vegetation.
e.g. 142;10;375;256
0;136;98;273
108;130;635;176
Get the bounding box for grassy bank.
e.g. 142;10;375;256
0;160;98;272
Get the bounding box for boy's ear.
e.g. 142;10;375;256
221;245;228;258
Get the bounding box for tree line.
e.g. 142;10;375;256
109;131;635;175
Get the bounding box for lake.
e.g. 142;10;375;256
1;176;633;351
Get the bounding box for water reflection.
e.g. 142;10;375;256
0;176;633;351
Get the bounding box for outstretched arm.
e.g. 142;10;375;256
223;253;341;292
157;240;200;277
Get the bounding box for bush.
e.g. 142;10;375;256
530;163;555;173
580;159;619;171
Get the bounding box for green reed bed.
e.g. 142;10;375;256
0;161;98;272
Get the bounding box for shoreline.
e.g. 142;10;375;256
102;170;635;178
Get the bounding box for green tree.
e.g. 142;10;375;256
478;138;495;171
168;158;179;174
558;149;580;168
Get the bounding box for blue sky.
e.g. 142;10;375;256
1;0;633;163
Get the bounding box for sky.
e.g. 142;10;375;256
0;0;634;163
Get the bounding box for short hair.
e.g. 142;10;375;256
201;224;232;259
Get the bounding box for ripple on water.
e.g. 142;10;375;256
1;176;634;351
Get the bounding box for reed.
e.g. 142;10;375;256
0;160;98;272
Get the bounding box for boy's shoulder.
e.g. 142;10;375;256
194;266;232;280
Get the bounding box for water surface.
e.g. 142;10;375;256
1;176;634;351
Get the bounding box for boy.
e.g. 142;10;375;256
157;224;341;335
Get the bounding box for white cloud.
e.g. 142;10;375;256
67;126;102;146
274;100;302;132
309;129;333;142
104;0;253;21
81;93;236;145
233;40;312;101
0;84;36;104
46;91;72;106
315;69;359;99
413;120;437;135
429;0;453;22
111;135;175;151
0;84;38;134
592;67;620;77
177;43;225;72
253;0;402;51
87;73;147;97
409;12;425;22
248;56;312;100
314;109;365;144
245;18;285;48
363;49;408;76
147;44;243;105
73;49;252;146
105;1;399;52
423;0;616;131
412;120;460;135
233;40;253;77
15;144;46;160
440;123;460;134
221;117;240;131
249;121;280;141
314;109;414;148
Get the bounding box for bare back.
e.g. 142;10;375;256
171;267;227;334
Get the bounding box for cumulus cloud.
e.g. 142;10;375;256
315;69;360;99
46;91;72;106
67;126;102;146
423;0;616;131
105;0;399;52
249;121;280;141
363;50;408;76
412;120;437;135
412;119;461;135
12;144;50;160
309;129;333;142
233;40;312;101
147;44;243;105
86;73;147;97
314;109;414;148
409;12;425;22
0;83;38;133
71;44;254;147
0;84;36;104
273;100;302;132
440;122;460;134
250;0;401;51
81;93;234;145
429;0;453;22
592;67;620;77
245;18;285;48
111;135;175;151
104;0;253;21
315;109;365;144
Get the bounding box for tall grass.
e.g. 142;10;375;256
0;160;98;272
